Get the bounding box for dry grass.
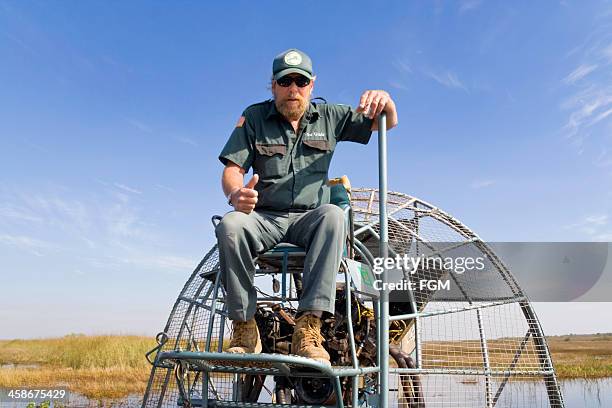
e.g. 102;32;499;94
0;367;149;400
418;333;612;379
0;334;155;369
547;333;612;378
0;333;610;401
0;335;155;400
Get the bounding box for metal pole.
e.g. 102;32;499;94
378;113;390;408
343;267;359;408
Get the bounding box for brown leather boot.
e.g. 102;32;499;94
226;319;262;354
291;313;331;365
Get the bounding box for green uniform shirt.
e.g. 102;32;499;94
219;100;373;211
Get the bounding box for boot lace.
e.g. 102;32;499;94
299;316;324;347
230;321;249;347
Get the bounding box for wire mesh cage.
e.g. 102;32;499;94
141;188;564;408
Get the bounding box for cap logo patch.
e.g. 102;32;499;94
284;51;302;66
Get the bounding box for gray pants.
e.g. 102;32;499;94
215;204;346;321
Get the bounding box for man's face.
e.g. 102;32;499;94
272;74;314;122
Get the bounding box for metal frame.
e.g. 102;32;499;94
377;113;390;408
142;113;565;408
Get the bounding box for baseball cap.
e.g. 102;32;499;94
272;49;314;80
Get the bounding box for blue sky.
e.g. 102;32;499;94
1;1;612;339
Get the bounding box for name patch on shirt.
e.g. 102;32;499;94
303;131;325;138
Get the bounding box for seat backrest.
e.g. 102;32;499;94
330;183;351;209
328;175;351;209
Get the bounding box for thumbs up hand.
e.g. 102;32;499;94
245;174;259;189
229;174;259;214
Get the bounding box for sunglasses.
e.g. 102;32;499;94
276;75;311;88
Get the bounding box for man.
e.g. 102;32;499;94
216;48;397;365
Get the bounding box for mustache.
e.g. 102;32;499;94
276;94;309;121
281;94;305;102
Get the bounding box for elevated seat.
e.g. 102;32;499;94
256;176;351;271
252;177;354;302
256;243;306;272
254;243;306;302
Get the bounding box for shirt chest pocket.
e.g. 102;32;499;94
302;137;332;173
254;143;287;178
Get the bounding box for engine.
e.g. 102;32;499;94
246;288;423;406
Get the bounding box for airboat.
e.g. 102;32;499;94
142;114;564;408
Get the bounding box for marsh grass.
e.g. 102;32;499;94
547;334;612;378
0;367;149;400
0;334;155;369
417;334;612;378
0;335;155;400
0;333;610;400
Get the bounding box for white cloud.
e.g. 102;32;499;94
100;55;134;74
562;85;612;138
470;179;495;189
0;234;55;256
561;24;612;167
154;184;175;193
0;185;194;277
50;197;90;230
17;194;92;232
22;139;50;154
563;64;598;84
114;183;142;195
595;149;612;168
424;69;468;91
388;80;410;91
176;136;199;147
594;232;612;240
459;0;483;13
80;255;122;271
80;236;97;249
564;214;610;239
126;118;152;133
600;42;612;63
120;254;195;272
2;186;140;249
567;131;588;155
0;205;42;223
105;203;149;240
590;107;612;127
5;33;37;56
392;59;412;74
584;215;608;225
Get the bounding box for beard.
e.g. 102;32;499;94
275;93;310;121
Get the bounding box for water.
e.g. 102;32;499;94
0;364;39;370
263;378;612;407
0;391;141;407
1;378;611;407
560;378;612;407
